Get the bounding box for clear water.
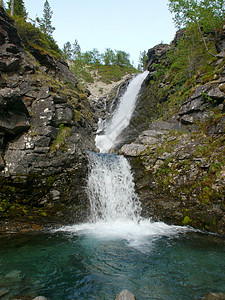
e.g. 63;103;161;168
0;229;224;299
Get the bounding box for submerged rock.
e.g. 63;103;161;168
0;288;9;297
115;289;136;300
203;293;225;299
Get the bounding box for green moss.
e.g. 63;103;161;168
50;124;71;152
14;16;62;59
183;216;192;225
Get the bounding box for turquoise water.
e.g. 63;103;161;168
0;225;224;300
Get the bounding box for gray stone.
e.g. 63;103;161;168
4;150;30;175
190;84;211;100
37;86;51;100
32;297;48;300
179;98;204;115
8;134;34;150
208;87;225;101
35;126;58;140
119;143;147;156
180;114;194;125
115;290;136;300
0;88;26;113
55;104;74;126
33;135;51;147
32;98;55;128
34;147;49;154
0;72;6;88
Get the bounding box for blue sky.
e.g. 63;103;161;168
5;0;177;66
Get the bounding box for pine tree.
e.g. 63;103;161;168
37;0;55;36
7;0;27;18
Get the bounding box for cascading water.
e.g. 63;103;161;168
87;72;147;225
96;71;149;153
87;152;141;223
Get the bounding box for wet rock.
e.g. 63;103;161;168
32;297;48;300
115;290;136;300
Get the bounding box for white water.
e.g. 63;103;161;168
95;71;149;153
55;71;193;249
87;152;141;223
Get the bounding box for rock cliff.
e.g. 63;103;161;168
120;27;225;235
0;7;96;230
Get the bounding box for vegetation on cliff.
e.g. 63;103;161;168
120;1;225;234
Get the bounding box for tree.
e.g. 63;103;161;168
62;42;73;60
168;0;225;30
115;50;131;67
138;50;148;71
168;0;225;57
37;0;55;36
102;48;116;65
72;39;81;59
7;0;27;18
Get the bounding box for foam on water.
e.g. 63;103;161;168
53;219;193;251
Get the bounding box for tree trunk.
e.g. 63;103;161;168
10;0;14;16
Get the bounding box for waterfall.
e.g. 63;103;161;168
86;72;148;224
95;71;148;153
55;71;191;248
87;152;141;223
